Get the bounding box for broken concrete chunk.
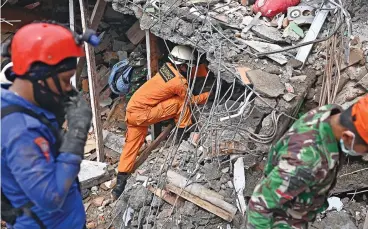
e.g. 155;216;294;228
335;81;366;105
241;40;288;65
283;92;296;102
346;66;367;81
103;130;125;153
287;58;303;69
128;186;153;210
246;70;284;97
254;97;277;113
357;73;368;90
310;211;357;229
79;160;113;190
252;24;287;44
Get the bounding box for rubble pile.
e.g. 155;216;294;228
82;0;368;228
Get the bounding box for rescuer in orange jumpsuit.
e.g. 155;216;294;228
112;46;211;199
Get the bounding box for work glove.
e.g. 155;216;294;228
59;94;92;157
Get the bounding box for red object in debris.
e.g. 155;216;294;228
253;0;300;18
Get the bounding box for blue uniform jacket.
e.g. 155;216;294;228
1;88;86;229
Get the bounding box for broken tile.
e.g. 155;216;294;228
246;70;284;97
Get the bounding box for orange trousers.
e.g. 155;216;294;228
118;96;192;173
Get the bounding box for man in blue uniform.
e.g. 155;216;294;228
1;22;95;229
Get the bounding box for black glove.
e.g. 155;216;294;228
59;94;92;157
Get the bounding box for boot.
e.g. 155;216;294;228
111;172;129;200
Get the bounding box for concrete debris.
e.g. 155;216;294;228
346;66;367;81
335;81;366;105
357;73;368;91
122;207;134;227
128;186;153;210
283;92;296;102
241;40;288;65
327;197;343;212
79;160;113;190
100;178;117;190
102;130;125;153
251;24;287;44
311;211;357;229
246;70;284;97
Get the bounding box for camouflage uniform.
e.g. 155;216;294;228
246;104;343;229
126;66;148;102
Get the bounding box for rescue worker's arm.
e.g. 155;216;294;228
246;146;317;229
170;78;210;105
6;131;82;211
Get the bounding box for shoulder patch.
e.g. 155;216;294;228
34;137;50;162
159;64;176;82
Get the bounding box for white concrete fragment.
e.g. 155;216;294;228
241;40;288;65
233;158;246;215
327;196;343;212
78;160;108;183
122;207;134;226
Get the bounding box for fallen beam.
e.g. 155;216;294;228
133;124;174;171
166;170;237;217
147;185;185;207
79;0;105;162
295;3;330;63
166;184;234;222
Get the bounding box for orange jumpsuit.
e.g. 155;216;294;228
118;63;210;173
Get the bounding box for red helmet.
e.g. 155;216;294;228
10;23;85;75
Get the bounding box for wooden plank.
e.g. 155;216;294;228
146;31;161;139
133;124;173;171
126;20;145;45
90;0;107;30
75;0;107;89
147;185;185;207
166;184;234;222
166;170;237;217
79;0;105;162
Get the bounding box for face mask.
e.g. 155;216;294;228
339;135;362;156
32;82;78;127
